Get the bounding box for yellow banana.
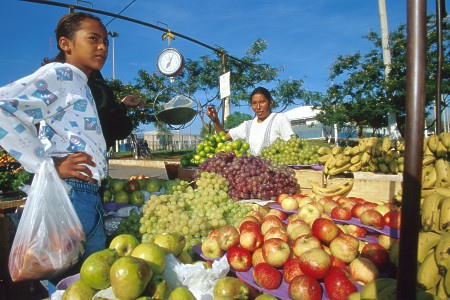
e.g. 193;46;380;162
328;163;351;176
331;146;342;155
439;196;450;232
351;145;361;156
423;155;437;166
309;179;354;197
372;141;382;157
429;134;440;152
435;187;450;197
388;161;398;174
335;155;351;168
349;161;362;172
327;155;338;169
436;277;447;300
424;137;430;152
343;146;352;156
379;163;389;174
435;159;450;188
435;232;450;275
422;164;437;189
369;161;379;172
417;231;441;264
398;163;404;173
361;152;371;165
350;154;361;164
318;146;332;155
436;141;447;158
439;132;450;150
318;154;332;164
445;270;450;297
381;136;392;153
417;250;441;291
421;194;444;232
359;278;397;300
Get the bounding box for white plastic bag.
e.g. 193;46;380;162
8;159;86;281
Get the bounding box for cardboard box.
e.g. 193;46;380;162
326;172;403;203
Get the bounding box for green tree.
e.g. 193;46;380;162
224;112;252;129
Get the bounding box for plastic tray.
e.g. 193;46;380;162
288;164;324;171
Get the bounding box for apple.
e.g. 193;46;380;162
153;232;185;256
217;225;240;251
374;204;391;216
240;229;264;252
317;196;333;205
263;227;289;243
330;207;352;220
277;193;291;205
337;197;358;210
266;208;287;221
262;238;291;268
297;196;314;207
201;235;224;259
288;214;301;222
109;234;140;257
324;266;357;300
239;216;261;227
125;179;141;193
292;234;323;258
361;243;390;270
377;234;398;250
281;196;300;211
336;224;348;234
208;229;220;238
260;216;284;235
311;218;339;245
348;257;379;284
114;190;129;204
323;200;340;214
389;240;400;267
246;210;265;223
252;248;266;267
288;223;312;241
346;224;367;238
213;276;250;299
252;263;282;290
130;190;145;206
131;241;167;275
239;220;261;233
310;201;324;213
288;274;322;300
282;258;304;283
329;234;359;263
360;209;385;230
330;255;347;270
384;210;401;230
298;248;331;279
227;246;252;272
298;203;321;225
351;202;377;218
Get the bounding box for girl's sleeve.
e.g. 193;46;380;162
0;66;71;173
278;113;295;140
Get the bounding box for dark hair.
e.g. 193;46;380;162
46;12;105;63
250;87;274;103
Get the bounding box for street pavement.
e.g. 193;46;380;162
108;163;169;179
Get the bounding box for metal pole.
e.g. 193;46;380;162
397;0;427;298
221;52;230;123
435;0;445;134
108;31;119;79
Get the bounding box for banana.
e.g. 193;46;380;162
421;194;444;232
435;159;450;188
439;197;450;232
351;145;361;156
359;277;397;299
327;155;338;169
423;155;437;166
379;163;389;174
343;146;352;156
417;250;441;291
434;232;450;275
381;136;392;153
351;154;361;164
436;141;448;158
436;277;447;300
376;284;397;300
389;161;398;174
328;163;351;176
331;146;342;155
369;161;379;172
398;163;404;173
361;152;371;165
372;141;382;157
429;134;440;152
422;164;437;189
318;154;332;164
435;187;450;197
417;231;441;263
424;137;430;152
335;154;350;168
445;270;450;297
439;132;450;150
318;146;332;155
309;179;354;197
349;161;362;172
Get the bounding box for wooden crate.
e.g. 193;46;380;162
326;172;403;203
177;167;197;182
293;169;325;193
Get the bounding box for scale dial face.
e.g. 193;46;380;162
157;48;185;77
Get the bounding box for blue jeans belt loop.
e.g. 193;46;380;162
63;178;99;195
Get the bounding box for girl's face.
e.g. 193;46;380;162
251;93;272;121
63;18;108;76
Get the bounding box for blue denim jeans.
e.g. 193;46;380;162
48;179;106;296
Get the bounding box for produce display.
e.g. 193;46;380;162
139;172;252;249
0;149;32;193
260;135;321;165
180;131;249;167
194;151;299;200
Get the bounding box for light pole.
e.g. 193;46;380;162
108;31;119;79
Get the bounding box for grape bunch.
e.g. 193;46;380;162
260;136;320;165
139;172;251;249
115;209;142;241
194;151;300;201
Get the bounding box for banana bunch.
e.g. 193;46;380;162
353;277;437;299
308;179;353;197
421;133;450;191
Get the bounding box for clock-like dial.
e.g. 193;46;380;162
157;48;185;77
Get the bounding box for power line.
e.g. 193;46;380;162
105;0;137;27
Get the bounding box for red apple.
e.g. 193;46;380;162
262;238;291;268
281;197;300;211
263;227;289;243
292;234;323;258
252;263;282;290
266;208;287;221
288;223;312;241
311;218;339;245
377;234;398;250
298;203;321;225
261;216;284;235
346;224;367;238
239;216;260;227
330;255;347;270
277;193;291;205
239;229;264;252
239;220;261;233
351;202;375;218
282;258;304;283
374;204;391;216
361;242;390;270
227;246;252;272
288;275;322;300
201;236;224;259
324;266;357;300
329;234;359;263
208;229;220;238
348;257;379;284
337;197;358;210
360;209;385;230
383;210;401;230
297;196;315;207
287;218;308;236
217;225;240;251
330;207;352;220
298;248;331;279
251;248;266;267
246;210;265;223
323;200;340;214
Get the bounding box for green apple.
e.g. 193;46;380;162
213;277;249;299
62;279;97;300
255;293;278;300
110;256;153;300
168;287;196;300
131;242;167;275
153;232;185;256
144;274;172;299
80;249;119;290
114;190;129;204
130;190;145;206
145;179;162;193
109;179;126;194
177;250;193;264
102;189;112;203
109;234;140;256
193;260;212;269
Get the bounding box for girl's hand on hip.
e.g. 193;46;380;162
53;152;97;183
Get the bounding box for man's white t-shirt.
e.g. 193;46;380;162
229;112;294;155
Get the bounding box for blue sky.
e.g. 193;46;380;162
0;0;444;134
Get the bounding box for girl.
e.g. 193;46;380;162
0;12;109;282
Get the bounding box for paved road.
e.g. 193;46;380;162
108;164;168;179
